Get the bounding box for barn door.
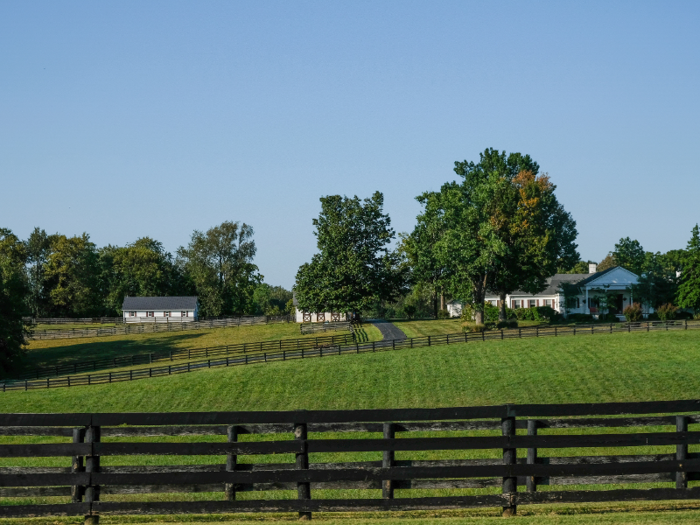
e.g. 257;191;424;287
303;312;311;322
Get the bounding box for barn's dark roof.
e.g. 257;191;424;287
122;296;198;310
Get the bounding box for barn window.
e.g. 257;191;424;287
181;311;188;317
164;311;170;317
147;311;154;317
129;311;136;317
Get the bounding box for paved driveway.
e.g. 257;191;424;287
370;320;407;341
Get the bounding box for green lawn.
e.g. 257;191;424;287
5;330;700;412
22;322;381;371
4;330;700;523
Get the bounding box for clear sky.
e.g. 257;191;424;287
1;1;698;288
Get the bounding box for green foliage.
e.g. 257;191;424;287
656;303;678;321
677;225;700;313
612;237;647;275
252;284;293;316
623;302;643;322
513;306;558;322
558;260;595;274
176;221;261;317
598;313;619;322
43;233;101;317
0;229;29;377
632;251;679;309
597;254;616;271
496;320;518;329
23;227;59;317
437;309;450;319
295;192;408;314
462;322;487;333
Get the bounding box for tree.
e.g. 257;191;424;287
611;237;647;275
295;192;408;315
252;284;293;315
176;222;261;317
488;168;579;321
631;251;678;309
43;233;101;317
0;229;29;376
24;227;59;318
559;260;595;274
99;237;183;315
597;254;616;271
677;225;700;313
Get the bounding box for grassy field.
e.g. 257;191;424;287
5;329;700;412
394;319;543;339
22;322;382;371
4;329;700;523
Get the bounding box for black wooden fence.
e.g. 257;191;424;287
299;321;353;334
29;315;294;340
23;317;124;325
12;333;358;382
3;319;698;392
2;401;700;522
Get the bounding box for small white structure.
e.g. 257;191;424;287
122;296;199;323
447;265;653;319
292;293;353;323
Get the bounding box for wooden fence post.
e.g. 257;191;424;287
502;416;517;517
84;424;100;524
225;425;239;500
676;416;688;489
526;420;537;493
295;423;311;520
383;422;395;499
72;427;86;503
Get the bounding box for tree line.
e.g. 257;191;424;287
294;148;700;322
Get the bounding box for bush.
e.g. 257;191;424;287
598;313;619;323
623;302;643;322
437;309;450;319
462;322;486;333
675;310;693;320
647;312;660;321
513;306;557;322
496;320;518;329
656;303;678;321
567;313;594;323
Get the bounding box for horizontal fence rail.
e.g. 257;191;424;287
23;317;123;325
3;319;698;392
9;332;358;382
3;401;700;522
299;321;353;334
29;315;294;340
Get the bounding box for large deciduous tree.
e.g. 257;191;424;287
677;225;700;313
176;221;260;317
43;233;101;317
0;229;29;376
295;192;408;316
24;227;58;318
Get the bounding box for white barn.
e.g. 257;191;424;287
292;294;353;323
447;265;653;320
122;296;199;323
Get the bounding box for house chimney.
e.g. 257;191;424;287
589;263;597;274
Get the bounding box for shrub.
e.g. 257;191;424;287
462;322;486;333
437;309;450;319
694;312;700;320
496;320;518;329
647;312;660;321
656;303;678;321
675;310;693;320
513;306;557;322
567;313;594;323
402;304;416;320
623;302;643;322
598;313;619;323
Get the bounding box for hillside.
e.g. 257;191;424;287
3;330;700;413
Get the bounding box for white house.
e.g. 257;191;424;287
447;264;653;319
122;296;199;323
292;293;353;323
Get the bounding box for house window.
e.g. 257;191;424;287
529;299;537;308
147;311;154;317
543;299;552;308
512;300;521;309
181;311;188;317
129;311;136;317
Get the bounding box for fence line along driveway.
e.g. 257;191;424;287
3;400;700;521
4;319;698;392
371;320;407;341
29;315;294;340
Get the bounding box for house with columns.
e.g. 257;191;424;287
447;264;652;319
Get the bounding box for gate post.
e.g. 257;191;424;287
225;425;240;500
295;423;311;520
84;425;101;524
382;423;395;499
502;416;517;517
676;416;688;489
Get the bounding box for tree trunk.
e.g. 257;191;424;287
499;292;508;322
440;293;446;312
433;291;438;318
471;275;488;325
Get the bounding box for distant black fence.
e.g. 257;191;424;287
29;315;293;340
11;332;357;382
23;317;123;325
299;321;353;334
3;400;700;521
4;319;698;392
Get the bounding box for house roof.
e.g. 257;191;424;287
122;296;198;310
506;266;637;297
576;266;619;287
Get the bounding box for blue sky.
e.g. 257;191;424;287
1;1;698;288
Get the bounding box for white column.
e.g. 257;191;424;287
585;287;589;314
